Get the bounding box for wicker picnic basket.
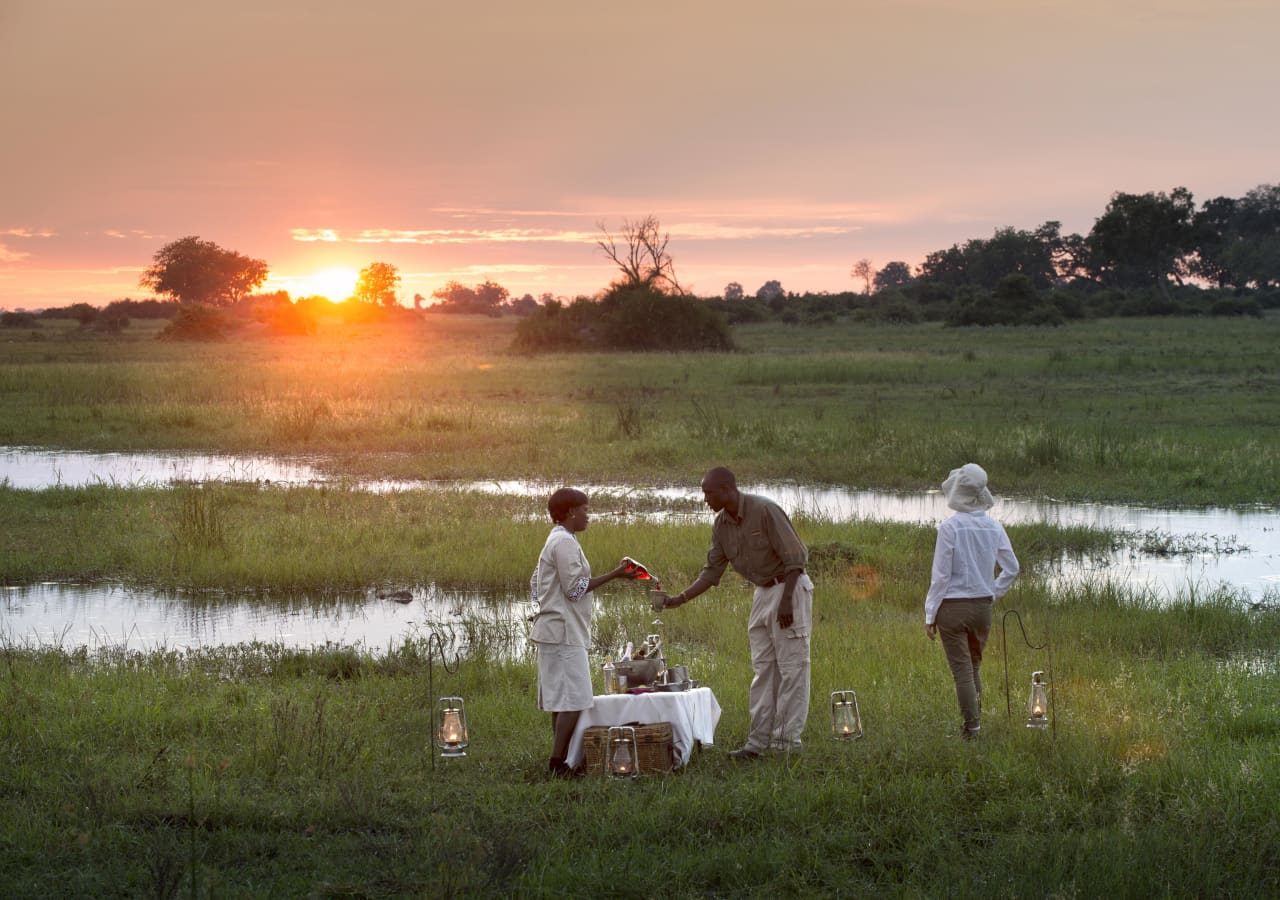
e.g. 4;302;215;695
581;722;675;775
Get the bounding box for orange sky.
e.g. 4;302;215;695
2;0;1278;308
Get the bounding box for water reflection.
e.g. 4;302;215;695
3;448;1278;601
0;447;327;490
1;582;529;656
1217;650;1280;677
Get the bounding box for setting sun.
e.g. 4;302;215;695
296;267;359;302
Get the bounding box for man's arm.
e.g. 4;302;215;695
765;502;807;629
651;575;717;610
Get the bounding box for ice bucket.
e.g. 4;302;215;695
613;657;664;687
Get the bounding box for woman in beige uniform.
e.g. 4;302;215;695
530;487;636;777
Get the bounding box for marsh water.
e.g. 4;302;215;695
3;448;1277;651
1;582;527;655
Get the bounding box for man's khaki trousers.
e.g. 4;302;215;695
745;574;813;752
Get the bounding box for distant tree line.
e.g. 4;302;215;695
704;183;1278;327
12;183;1275;342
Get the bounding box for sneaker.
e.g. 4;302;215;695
961;726;980;742
727;747;762;761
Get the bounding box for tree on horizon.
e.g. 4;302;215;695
140;237;267;306
353;262;401;307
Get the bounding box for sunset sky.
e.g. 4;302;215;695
2;0;1277;309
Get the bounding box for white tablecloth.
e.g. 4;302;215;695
566;687;722;769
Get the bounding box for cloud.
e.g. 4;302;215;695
291;221;863;246
1;228;56;239
0;243;31;262
102;229;162;239
292;227;599;245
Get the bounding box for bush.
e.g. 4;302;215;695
947;275;1048;326
1083;288;1126;317
92;309;130;333
264;303;318;335
337;300;397;325
1046;290;1087;320
37;302;99;325
1209;297;1263;317
851;291;921;324
1116;290;1182;317
1;311;39;328
714;298;770;324
944;287;997;326
512;287;733;352
158;304;235;341
103;298;177;320
1022;303;1066;326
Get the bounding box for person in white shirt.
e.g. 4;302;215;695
923;463;1019;739
530;487;637;777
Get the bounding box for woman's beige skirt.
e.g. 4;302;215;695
536;643;594;712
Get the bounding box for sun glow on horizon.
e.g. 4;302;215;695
287;267;359;302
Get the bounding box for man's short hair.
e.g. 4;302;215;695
702;466;736;489
547;487;589;523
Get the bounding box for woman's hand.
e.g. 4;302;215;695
924;623;937;641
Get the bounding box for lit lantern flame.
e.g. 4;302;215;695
435;697;469;757
440;709;464;744
607;726;639;779
831;690;864;741
612;742;633;775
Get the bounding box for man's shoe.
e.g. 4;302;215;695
961;726;980;742
728;747;762;761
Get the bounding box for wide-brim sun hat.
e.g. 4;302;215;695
941;463;995;512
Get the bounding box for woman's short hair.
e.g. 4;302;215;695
548;487;589;523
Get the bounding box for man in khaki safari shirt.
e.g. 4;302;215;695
653;466;813;759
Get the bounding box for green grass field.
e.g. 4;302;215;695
3;313;1278;504
1;314;1277;896
3;576;1276;897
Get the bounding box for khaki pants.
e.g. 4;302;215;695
745;574;813;752
936;597;993;730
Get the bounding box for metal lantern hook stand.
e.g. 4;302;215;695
1001;609;1057;737
425;627;463;771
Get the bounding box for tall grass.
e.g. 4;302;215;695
0;483;1125;592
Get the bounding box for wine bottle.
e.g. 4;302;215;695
622;557;660;589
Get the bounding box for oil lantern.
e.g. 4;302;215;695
435;696;469;757
831;690;864;740
607;725;639;779
1025;672;1049;729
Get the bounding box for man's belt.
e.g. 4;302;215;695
761;572;801;588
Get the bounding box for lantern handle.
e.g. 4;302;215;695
1000;608;1056;736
